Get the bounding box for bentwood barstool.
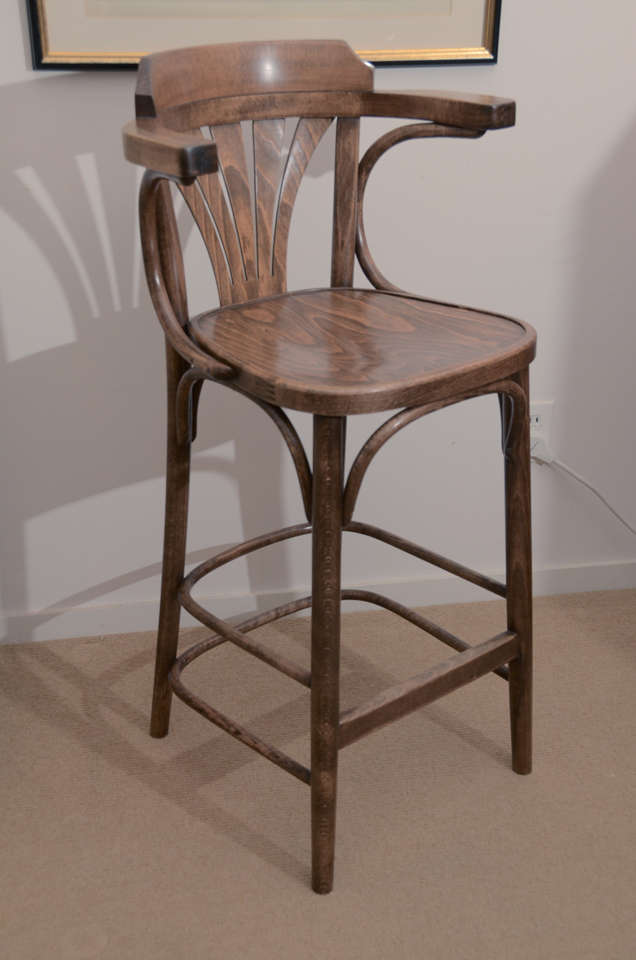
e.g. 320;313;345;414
123;39;535;894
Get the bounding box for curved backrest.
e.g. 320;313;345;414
136;41;372;305
135;39;373;122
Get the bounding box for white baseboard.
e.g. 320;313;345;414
2;559;635;644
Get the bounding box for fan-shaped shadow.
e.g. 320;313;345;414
0;71;329;643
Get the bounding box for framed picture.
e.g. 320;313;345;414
27;1;501;69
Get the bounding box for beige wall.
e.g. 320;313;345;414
2;1;635;642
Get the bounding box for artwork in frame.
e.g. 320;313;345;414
27;0;502;69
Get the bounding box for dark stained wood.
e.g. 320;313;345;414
126;38;532;894
311;416;345;894
502;369;533;774
150;340;190;740
174;595;313;669
180;584;311;686
339;632;519;750
170;665;311;784
175;365;201;446
175;523;313;685
149;180;192;739
189;288;536;414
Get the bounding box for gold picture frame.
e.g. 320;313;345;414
27;0;501;69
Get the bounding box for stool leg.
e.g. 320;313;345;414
502;369;533;774
311;415;345;893
150;342;191;738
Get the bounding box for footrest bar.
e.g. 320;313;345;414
179;592;312;687
174;595;313;672
169;666;311;785
342;589;509;680
181;522;311;592
346;521;507;598
338;631;519;749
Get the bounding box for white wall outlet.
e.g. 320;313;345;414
530;401;554;464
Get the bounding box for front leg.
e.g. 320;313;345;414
311;415;345;893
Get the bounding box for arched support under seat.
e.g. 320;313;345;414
175;367;313;518
343;378;527;524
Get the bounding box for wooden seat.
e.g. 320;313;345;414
189;288;535;414
123;38;535;895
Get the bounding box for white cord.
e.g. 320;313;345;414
532;452;636;537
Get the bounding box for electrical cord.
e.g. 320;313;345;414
531;450;636;537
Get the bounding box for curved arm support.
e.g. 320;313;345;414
139;170;237;381
356;123;484;293
176;366;313;520
343;379;527;524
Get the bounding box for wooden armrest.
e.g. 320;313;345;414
359;90;515;130
122;120;217;179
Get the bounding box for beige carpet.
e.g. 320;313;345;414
1;590;635;960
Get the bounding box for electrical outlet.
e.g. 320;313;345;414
530;401;554;464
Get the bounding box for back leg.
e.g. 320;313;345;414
150;342;191;738
501;369;532;774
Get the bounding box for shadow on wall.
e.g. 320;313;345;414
0;72;333;643
543;114;636;567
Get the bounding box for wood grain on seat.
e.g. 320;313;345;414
189;288;536;414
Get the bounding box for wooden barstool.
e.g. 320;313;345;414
123;39;535;894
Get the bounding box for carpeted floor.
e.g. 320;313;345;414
1;590;635;960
